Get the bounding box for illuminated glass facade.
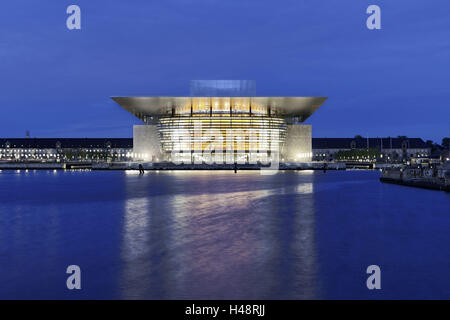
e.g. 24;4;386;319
159;117;285;163
152;97;284;162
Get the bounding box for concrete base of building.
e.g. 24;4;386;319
281;124;312;162
133;125;163;161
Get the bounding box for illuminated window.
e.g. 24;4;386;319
232;98;250;114
211;97;230;115
250;101;268;115
192;98;210;115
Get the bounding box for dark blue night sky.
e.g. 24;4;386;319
0;0;448;142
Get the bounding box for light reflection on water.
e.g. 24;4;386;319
120;172;317;299
0;170;449;299
121;196;150;298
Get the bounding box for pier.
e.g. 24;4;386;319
0;161;346;171
380;163;450;192
91;161;346;171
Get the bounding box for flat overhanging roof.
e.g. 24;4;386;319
112;97;327;121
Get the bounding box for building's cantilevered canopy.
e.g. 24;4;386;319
112;97;327;122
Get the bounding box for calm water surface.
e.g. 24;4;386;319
0;170;449;299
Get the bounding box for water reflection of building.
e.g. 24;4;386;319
263;172;318;299
121;173;180;299
121;195;151;298
120;171;319;299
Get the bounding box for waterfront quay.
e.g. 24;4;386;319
380;162;450;192
0;161;345;171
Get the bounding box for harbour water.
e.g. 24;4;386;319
0;170;449;299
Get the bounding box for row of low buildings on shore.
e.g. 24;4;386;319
0;137;446;164
311;137;434;162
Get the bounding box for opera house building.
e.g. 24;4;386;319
112;81;326;164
